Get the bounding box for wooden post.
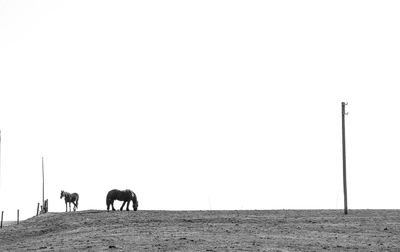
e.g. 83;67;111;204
1;211;3;228
342;102;348;215
17;209;19;224
37;203;40;216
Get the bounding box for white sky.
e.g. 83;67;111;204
1;1;400;220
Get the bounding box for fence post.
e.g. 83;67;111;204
37;203;40;216
17;209;19;224
1;211;3;228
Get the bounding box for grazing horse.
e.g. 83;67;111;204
106;189;138;211
60;190;79;212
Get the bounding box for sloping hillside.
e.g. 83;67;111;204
1;210;400;251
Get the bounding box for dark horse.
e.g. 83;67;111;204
106;189;138;211
60;190;79;212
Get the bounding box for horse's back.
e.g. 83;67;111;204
107;189;131;201
63;191;79;202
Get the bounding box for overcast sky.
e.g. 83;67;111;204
1;1;400;220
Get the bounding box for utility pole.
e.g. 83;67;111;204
0;130;2;188
42;156;44;210
341;102;348;215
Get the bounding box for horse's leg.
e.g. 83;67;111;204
120;201;126;211
65;202;68;212
126;200;131;211
111;200;116;211
73;200;77;211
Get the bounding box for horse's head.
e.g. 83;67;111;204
132;192;138;211
60;190;64;199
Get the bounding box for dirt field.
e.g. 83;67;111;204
1;209;400;251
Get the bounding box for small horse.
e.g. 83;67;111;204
106;189;138;211
60;190;79;212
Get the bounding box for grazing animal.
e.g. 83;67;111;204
106;189;138;211
60;190;79;212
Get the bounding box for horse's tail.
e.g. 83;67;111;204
75;194;79;208
106;192;111;205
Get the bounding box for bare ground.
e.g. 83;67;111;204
1;210;400;251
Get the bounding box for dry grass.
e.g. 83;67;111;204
1;210;400;251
